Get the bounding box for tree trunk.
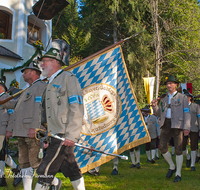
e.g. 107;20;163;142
151;0;162;98
113;10;117;43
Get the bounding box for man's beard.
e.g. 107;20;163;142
41;69;48;77
38;64;48;77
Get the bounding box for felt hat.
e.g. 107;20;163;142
164;75;179;85
40;48;65;66
21;61;41;74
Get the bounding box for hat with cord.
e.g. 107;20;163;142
40;48;65;66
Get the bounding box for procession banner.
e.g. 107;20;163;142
143;77;155;114
66;43;151;173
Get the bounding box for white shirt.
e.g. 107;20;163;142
166;91;177;118
48;69;62;84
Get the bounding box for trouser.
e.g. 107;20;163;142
0;138;6;161
129;146;139;152
156;137;159;149
182;132;198;151
37;136;82;185
145;138;157;151
18;137;41;169
160;119;183;155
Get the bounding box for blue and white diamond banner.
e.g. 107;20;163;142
68;45;150;173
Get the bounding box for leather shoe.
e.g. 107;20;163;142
87;169;100;176
151;159;155;164
111;168;118;175
136;162;141;169
130;164;136;168
191;166;195;171
186;158;191;168
50;178;62;190
12;166;22;187
0;175;7;187
174;175;181;182
166;168;176;178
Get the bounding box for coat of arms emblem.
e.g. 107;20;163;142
82;83;121;135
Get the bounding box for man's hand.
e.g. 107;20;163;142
151;99;158;107
6;131;13;141
184;129;190;136
27;128;35;138
62;139;75;146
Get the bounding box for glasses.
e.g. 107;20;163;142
40;59;53;64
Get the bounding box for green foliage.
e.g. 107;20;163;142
156;0;200;93
52;0;200;103
78;0;156;103
52;0;86;58
1;45;43;78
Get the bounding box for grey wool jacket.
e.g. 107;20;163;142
189;103;200;132
4;79;47;137
153;92;191;130
146;114;161;139
44;71;84;142
0;93;10;135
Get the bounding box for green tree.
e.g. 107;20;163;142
79;0;155;106
52;0;86;61
150;0;200;95
51;0;200;104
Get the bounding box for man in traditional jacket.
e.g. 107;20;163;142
182;89;200;171
141;107;160;164
4;62;47;190
151;75;191;182
34;48;85;190
0;78;22;187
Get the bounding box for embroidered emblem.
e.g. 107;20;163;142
68;95;83;104
82;83;121;135
35;96;42;103
52;84;62;93
101;94;113;113
183;108;189;113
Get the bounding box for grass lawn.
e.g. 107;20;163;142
2;146;200;190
